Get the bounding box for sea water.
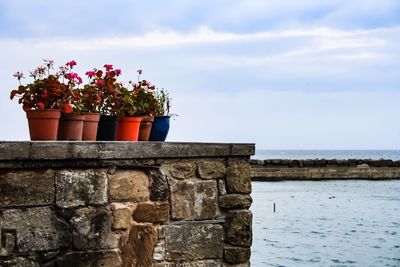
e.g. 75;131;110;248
250;150;400;267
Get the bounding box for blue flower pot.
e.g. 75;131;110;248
149;116;170;141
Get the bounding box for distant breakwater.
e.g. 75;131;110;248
250;159;400;180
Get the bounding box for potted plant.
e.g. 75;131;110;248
149;87;174;141
57;60;86;141
132;70;159;141
84;64;124;141
10;59;71;140
115;85;142;141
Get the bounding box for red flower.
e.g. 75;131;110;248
115;69;122;75
67;60;77;67
40;92;49;99
104;64;113;70
77;76;83;84
63;103;73;113
96;70;103;77
37;102;45;110
95;79;105;87
85;71;96;78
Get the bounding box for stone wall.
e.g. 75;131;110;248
0;142;255;267
251;159;400;180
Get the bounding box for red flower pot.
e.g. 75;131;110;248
138;115;154;141
116;116;142;141
26;109;61;141
57;114;85;141
82;113;100;141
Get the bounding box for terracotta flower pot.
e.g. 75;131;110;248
116;116;142;141
149;116;170;141
26;109;61;141
82;113;100;141
138;115;154;141
57;114;85;141
97;115;119;141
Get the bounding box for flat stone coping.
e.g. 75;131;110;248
0;141;255;161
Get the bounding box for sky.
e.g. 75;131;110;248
0;0;399;149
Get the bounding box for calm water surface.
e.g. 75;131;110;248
251;180;400;267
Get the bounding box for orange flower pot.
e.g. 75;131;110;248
82;113;100;141
57;114;85;141
138;115;154;141
116;116;142;141
26;110;61;141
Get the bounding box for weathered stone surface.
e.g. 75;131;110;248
0;207;70;252
30;142;99;160
224;246;251;264
154;260;224;267
153;239;166;261
109;170;149;202
226;162;252;194
169;179;219;220
0;257;39;267
163;162;197;179
55;169;108;208
219;194;252;209
120;223;157;267
226;210;252;247
218;178;227;196
0;170;54;207
148;168;170;201
165;224;224;261
70;207;119;250
198;161;226;179
133;202;169;224
110;203;134;230
0;231;16;256
50;249;122;267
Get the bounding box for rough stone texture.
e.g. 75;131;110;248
153;260;225;267
226;210;252;247
198;161;227;179
133;202;169;224
55;169;108;208
165;224;224;261
0;257;40;267
110;203;134;230
226;162;252;194
163;162;197;179
218;178;227;196
70;207;119;250
50;250;122;267
153;239;166;261
0;207;70;252
109;170;150;202
0;231;16;256
0;170;54;207
148;168;170;201
219;194;252;209
224;246;251;264
120;223;157;267
169;179;219;220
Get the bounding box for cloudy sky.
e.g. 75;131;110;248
1;0;399;149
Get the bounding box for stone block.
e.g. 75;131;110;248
165;224;224;261
109;170;149;202
162;162;197;179
154;260;224;267
224;246;251;264
50;249;122;267
226;163;251;194
0;170;54;207
198;161;227;179
218;179;227;196
120;223;157;267
110;203;134;230
169;179;219;220
0;257;39;267
0;207;70;252
70;207;119;250
133;202;169;224
148;169;170;201
153;239;166;261
226;210;252;247
55;169;108;208
219;194;252;209
0;231;16;256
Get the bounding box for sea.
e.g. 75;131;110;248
250;150;400;267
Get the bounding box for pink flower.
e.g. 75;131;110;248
104;64;113;70
77;76;83;84
115;69;122;75
95;79;105;87
67;60;77;67
85;71;96;78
